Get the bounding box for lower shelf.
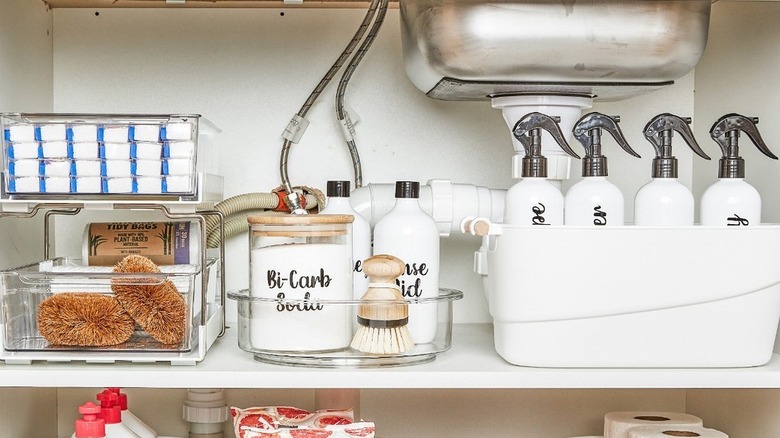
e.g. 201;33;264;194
2;324;780;389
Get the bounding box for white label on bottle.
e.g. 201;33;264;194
397;261;431;298
395;260;438;344
373;203;440;344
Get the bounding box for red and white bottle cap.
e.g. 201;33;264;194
75;402;106;438
100;404;123;425
106;388;128;411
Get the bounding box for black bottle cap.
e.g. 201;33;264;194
326;180;350;198
395;181;419;198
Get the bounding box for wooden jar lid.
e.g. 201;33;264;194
248;213;354;237
247;214;354;225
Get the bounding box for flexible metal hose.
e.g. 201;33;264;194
335;0;389;188
280;0;382;211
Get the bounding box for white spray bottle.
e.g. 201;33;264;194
504;112;580;226
634;113;711;226
700;114;778;226
565;112;641;226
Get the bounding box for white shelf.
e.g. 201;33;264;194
3;324;780;389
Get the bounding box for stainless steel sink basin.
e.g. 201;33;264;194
400;0;712;101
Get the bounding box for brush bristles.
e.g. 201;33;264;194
37;293;135;347
112;255;187;345
350;324;414;355
351;289;414;355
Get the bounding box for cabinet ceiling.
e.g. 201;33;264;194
41;0;732;8
44;0;396;8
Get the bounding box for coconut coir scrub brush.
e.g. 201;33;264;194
350;254;414;354
37;293;135;346
112;254;187;345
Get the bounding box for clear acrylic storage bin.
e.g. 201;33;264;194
0;257;218;357
1;113;217;199
229;288;462;367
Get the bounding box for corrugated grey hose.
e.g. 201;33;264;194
336;0;389;189
279;0;382;212
204;192;319;248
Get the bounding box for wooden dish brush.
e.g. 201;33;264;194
350;254;414;354
37;293;135;346
111;254;187;345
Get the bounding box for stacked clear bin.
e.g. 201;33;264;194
0;208;225;365
1;257;218;353
0;113;225;365
1;113;204;197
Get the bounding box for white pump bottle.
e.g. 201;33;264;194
373;181;439;344
319;180;371;297
634;113;711;226
565;113;640;226
700;114;778;226
504;112;580;226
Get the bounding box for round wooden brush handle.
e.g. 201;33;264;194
363;254;405;285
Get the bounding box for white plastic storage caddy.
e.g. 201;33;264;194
467;221;780;368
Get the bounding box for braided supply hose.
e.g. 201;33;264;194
335;0;390;188
279;0;382;212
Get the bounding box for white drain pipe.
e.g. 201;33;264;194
350;180;506;238
183;389;229;438
492;94;593;185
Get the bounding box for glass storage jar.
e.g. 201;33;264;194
246;214;354;352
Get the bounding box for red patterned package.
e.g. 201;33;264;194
231;406;374;438
230;407;280;438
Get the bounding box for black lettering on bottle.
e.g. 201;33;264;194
593;205;607;226
397;277;423;298
727;214;749;226
531;203;550;226
394;262;431;298
403;262;429;276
